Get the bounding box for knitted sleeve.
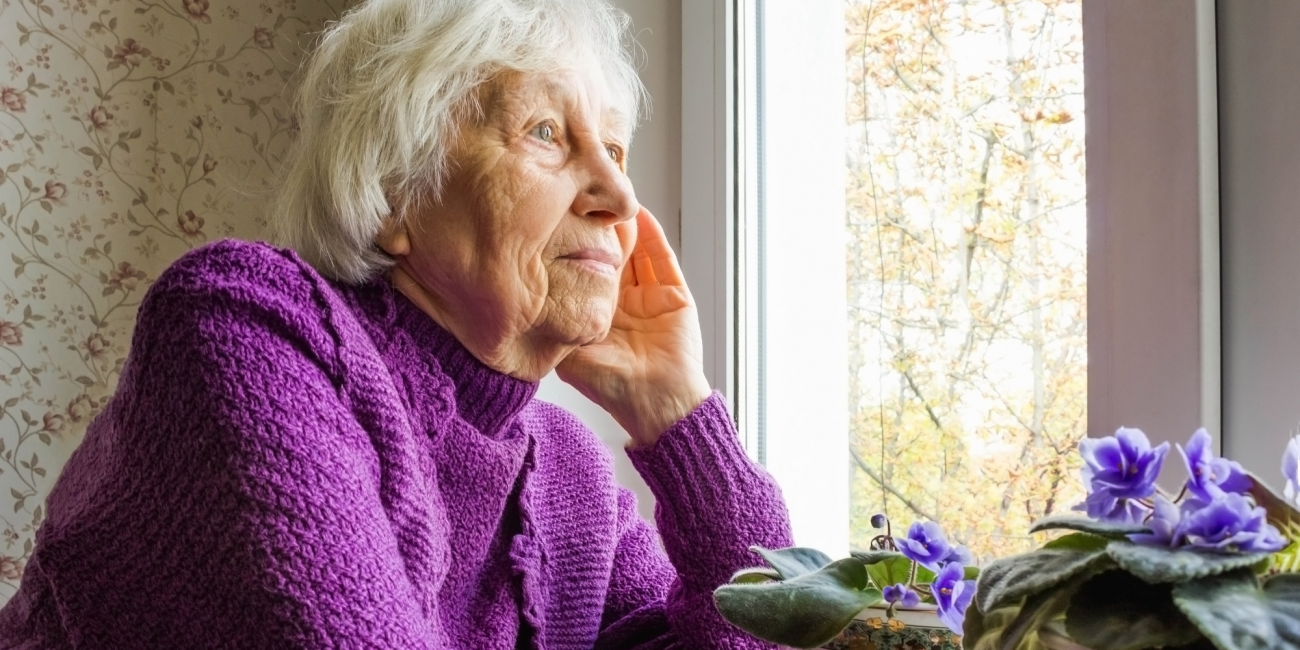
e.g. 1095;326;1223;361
595;393;794;649
28;243;437;648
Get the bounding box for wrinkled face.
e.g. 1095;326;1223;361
386;64;638;375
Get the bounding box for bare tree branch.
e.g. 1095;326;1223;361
901;367;945;432
850;447;938;523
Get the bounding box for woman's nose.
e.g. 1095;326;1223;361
571;144;637;224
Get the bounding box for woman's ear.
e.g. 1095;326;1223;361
375;216;411;257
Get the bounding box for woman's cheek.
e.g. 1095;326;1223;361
517;251;552;312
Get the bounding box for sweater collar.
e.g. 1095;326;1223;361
351;278;539;436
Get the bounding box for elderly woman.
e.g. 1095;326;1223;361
0;0;792;648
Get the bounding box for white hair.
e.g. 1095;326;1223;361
271;0;648;283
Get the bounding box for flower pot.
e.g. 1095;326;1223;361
821;604;961;650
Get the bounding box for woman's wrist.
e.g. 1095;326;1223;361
622;376;712;448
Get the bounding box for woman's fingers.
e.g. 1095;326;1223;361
634;207;686;286
633;251;657;286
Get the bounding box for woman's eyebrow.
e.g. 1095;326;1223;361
602;108;630;142
532;77;576;108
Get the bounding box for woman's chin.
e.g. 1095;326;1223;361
572;315;615;346
548;305;616;348
541;279;619;342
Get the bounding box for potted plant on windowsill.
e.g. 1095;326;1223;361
965;428;1300;650
713;516;977;649
714;427;1300;650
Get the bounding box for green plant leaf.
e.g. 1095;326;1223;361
1043;532;1109;552
714;558;882;649
967;566;1115;650
850;549;906;565
916;563;937;585
1106;540;1269;584
1173;570;1300;650
1029;514;1150;538
729;567;780;584
962;603;1053;650
750;546;833;579
996;585;1077;650
1247;471;1300;574
864;555;914;592
976;547;1116;614
1065;570;1205;650
963;603;996;650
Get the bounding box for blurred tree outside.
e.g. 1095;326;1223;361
846;0;1086;562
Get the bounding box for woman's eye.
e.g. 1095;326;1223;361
530;123;555;143
605;145;621;162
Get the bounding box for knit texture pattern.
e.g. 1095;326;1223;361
0;240;793;649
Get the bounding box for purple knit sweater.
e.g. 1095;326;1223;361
0;240;793;649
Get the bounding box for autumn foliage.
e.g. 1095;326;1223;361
845;0;1086;562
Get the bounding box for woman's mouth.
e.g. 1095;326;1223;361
560;249;621;276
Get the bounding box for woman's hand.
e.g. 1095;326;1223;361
556;207;712;447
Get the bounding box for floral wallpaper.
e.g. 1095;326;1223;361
0;0;349;601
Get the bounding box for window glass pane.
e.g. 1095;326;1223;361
843;0;1086;561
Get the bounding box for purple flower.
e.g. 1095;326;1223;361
1127;495;1183;547
1075;427;1169;522
1284;437;1300;504
940;544;973;567
896;521;951;571
933;562;975;635
882;583;920;608
1180;428;1251;502
1077;489;1150;524
1177;492;1286;554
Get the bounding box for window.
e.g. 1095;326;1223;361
683;0;1221;561
739;0;1088;561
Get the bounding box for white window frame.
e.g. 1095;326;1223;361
680;0;737;425
1084;0;1221;479
682;0;849;555
679;0;1225;548
1216;1;1300;476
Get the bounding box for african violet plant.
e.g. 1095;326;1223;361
966;427;1300;650
712;515;977;648
714;427;1300;650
